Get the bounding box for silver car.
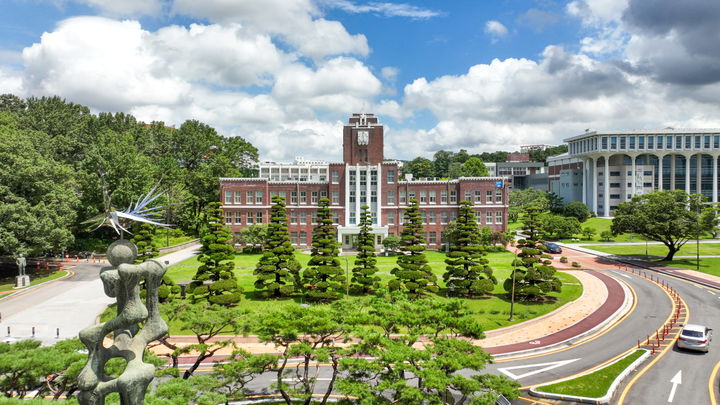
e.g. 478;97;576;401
677;324;713;353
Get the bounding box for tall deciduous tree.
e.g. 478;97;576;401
459;156;489;177
401;157;434;179
254;196;302;297
351;205;380;294
188;202;242;306
390;199;438;296
303;198;344;301
612;190;712;260
443;201;497;296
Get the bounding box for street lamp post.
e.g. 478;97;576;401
508;269;517;322
343;257;349;297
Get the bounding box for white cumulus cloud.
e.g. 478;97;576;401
484;20;508;43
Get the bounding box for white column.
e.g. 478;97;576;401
365;165;371;225
376;164;382;227
356;167;361;223
696;153;702;195
582;159;588;205
631;155;636;199
604;155;610;217
670;154;676;190
713;155;718;203
685;154;691;195
658;154;663;191
592;157;598;215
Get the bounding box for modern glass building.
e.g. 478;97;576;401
565;128;720;217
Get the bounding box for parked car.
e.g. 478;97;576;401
543;242;562;254
677;324;712;353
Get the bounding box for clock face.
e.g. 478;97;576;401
357;130;369;145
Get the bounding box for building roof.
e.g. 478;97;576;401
564;128;720;142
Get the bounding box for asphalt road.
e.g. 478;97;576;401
619;271;720;405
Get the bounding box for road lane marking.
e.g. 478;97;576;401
709;291;717;295
708;360;720;405
668;370;682;402
498;358;580;380
611;270;632;279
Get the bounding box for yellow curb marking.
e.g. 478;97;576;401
708;359;720;405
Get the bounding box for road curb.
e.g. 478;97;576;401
492;272;634;360
528;349;650;404
0;270;74;303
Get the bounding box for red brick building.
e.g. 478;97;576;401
220;113;509;250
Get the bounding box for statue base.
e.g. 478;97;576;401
15;275;30;288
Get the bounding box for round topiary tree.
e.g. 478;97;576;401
254;195;302;298
443;200;497;296
390;199;438;297
131;223;159;263
504;237;562;300
303;198;344;301
351;205;380;294
188;202;243;305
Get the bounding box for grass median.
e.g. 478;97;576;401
0;269;69;293
535;349;645;398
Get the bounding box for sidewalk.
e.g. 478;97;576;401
0;243;200;345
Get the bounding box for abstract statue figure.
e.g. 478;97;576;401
77;239;168;404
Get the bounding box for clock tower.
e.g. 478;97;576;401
343;113;384;165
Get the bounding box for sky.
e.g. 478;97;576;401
1;0;720;163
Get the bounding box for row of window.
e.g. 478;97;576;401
388;190;503;205
225;189;504;206
225;210;504;226
225;211;264;225
224;190;332;205
336;169;396;184
572;134;720;154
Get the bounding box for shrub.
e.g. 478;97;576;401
600;230;614;242
571;261;582;268
560;256;568;263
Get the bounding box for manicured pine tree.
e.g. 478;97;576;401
188;202;243;305
130;223;159;263
303;198;344;301
443;200;497;296
351;205;380;294
389;198;439;296
254;195;302;298
504;230;562;300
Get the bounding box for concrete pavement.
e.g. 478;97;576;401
0;243;200;345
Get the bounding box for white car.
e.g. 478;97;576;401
677;324;713;353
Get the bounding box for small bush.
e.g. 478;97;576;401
571;261;582;268
560;256;568;263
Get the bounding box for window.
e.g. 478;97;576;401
475;211;482;223
695;135;701;148
474;190;482;203
610;136;617;149
388;212;395;225
371;191;377;203
311;191;318;204
643;170;653;176
495;190;502;203
620;136;626;149
256;212;263;224
387;170;395;183
331;170;339;184
224;191;232;204
399;211;405;224
610;183;621;187
360;172;366;186
441;190;448;203
429;232;437;244
643;182;653;187
639;136;645;149
300;212;307;224
371;170;377;186
705;136;711;149
225;212;232;224
450;211;457;221
496;211;503;224
291;191;298;204
246;212;254;224
311;212;318;224
291;232;298;245
349;212;356;224
300;191;307;204
300;232;307;245
332;212;339;224
465;191;472;201
320;191;327;199
387;191;395;204
234;191;242;204
429;211;435;224
421;211;427;224
234;212;242;225
715;136;720;149
429;191;436;204
420;191;427;203
627;170;632;176
610;194;621;199
332;191;339;205
685;136;692;149
486;211;493;224
441;212;448;224
349;190;356;203
349;173;356;185
360;190;367;203
648;136;655;149
486;190;493;204
400;190;406;204
629;136;635;149
675;136;682;149
290;211;298;224
610;171;621;176
668;136;673;149
602;137;608;149
408;191;416;201
255;191;263;205
450;190;457;203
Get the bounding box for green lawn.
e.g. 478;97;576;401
165;250;582;332
0;270;68;293
536;349;645;398
583;242;720;258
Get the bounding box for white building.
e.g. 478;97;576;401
565;128;720;217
